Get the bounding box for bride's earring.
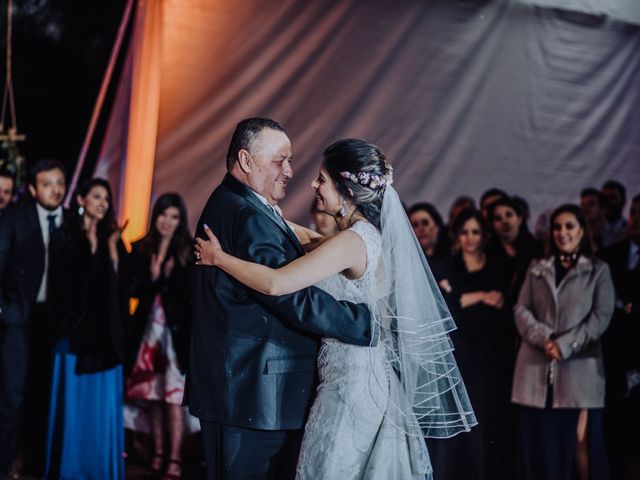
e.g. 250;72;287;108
78;206;85;216
338;200;348;217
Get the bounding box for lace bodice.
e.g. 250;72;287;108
314;220;382;384
315;220;381;307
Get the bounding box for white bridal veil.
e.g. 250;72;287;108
375;185;477;439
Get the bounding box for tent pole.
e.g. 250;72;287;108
66;0;135;206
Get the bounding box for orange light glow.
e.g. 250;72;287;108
119;0;162;247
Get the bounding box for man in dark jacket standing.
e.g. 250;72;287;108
187;118;372;480
599;192;640;480
0;159;66;478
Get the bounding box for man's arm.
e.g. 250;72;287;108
225;207;372;346
197;224;364;296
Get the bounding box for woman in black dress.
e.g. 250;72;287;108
429;208;515;479
487;196;544;307
125;193;192;479
408;202;450;274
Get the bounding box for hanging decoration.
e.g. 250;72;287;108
0;0;27;199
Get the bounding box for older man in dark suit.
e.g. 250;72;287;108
187;118;372;480
0;159;66;478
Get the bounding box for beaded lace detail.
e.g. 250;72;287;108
296;221;431;479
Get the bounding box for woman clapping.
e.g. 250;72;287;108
125;193;192;480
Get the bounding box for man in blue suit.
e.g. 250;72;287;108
187;118;372;479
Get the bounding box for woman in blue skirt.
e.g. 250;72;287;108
45;178;128;479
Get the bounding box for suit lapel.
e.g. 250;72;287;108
223;175;305;255
26;203;45;254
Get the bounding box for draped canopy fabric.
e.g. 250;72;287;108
96;0;640;239
522;0;640;24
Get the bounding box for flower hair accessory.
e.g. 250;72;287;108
339;164;393;190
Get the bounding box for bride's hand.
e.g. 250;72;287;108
195;224;223;266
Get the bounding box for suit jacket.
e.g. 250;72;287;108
186;174;372;430
0;202;48;328
598;239;639;308
598;239;640;394
125;240;191;375
512;256;614;408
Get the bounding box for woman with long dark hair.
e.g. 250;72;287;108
125;193;192;479
429;208;514;479
45;178;127;479
408;202;450;272
487;196;544;307
512;204;614;480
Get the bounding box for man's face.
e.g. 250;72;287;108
628;200;640;245
0;176;14;210
492;205;522;243
28;168;66;211
602;187;624;217
245;129;292;204
580;195;603;223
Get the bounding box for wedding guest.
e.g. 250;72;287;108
45;178;127;479
448;195;476;226
601;180;628;247
125;193;192;480
0;159;66;478
487;196;544;307
533;208;553;244
598;193;640;480
479;187;507;221
512;195;531;224
408;202;450;272
580;187;606;252
0;171;15;215
430;208;514;479
512;204;614;480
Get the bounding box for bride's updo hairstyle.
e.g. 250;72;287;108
323;138;392;230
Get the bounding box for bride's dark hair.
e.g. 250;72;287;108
323;138;390;230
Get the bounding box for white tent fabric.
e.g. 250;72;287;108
96;0;640;232
521;0;640;25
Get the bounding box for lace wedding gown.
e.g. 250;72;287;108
296;221;432;480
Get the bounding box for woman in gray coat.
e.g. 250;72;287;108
512;204;614;480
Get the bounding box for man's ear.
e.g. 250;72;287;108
238;149;252;174
28;184;37;198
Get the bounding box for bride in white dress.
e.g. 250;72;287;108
196;139;476;479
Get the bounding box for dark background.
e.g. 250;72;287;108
0;0;128;180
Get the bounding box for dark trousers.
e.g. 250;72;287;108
200;420;303;480
516;405;610;480
0;304;53;476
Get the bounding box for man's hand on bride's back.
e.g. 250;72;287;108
195;224;223;266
